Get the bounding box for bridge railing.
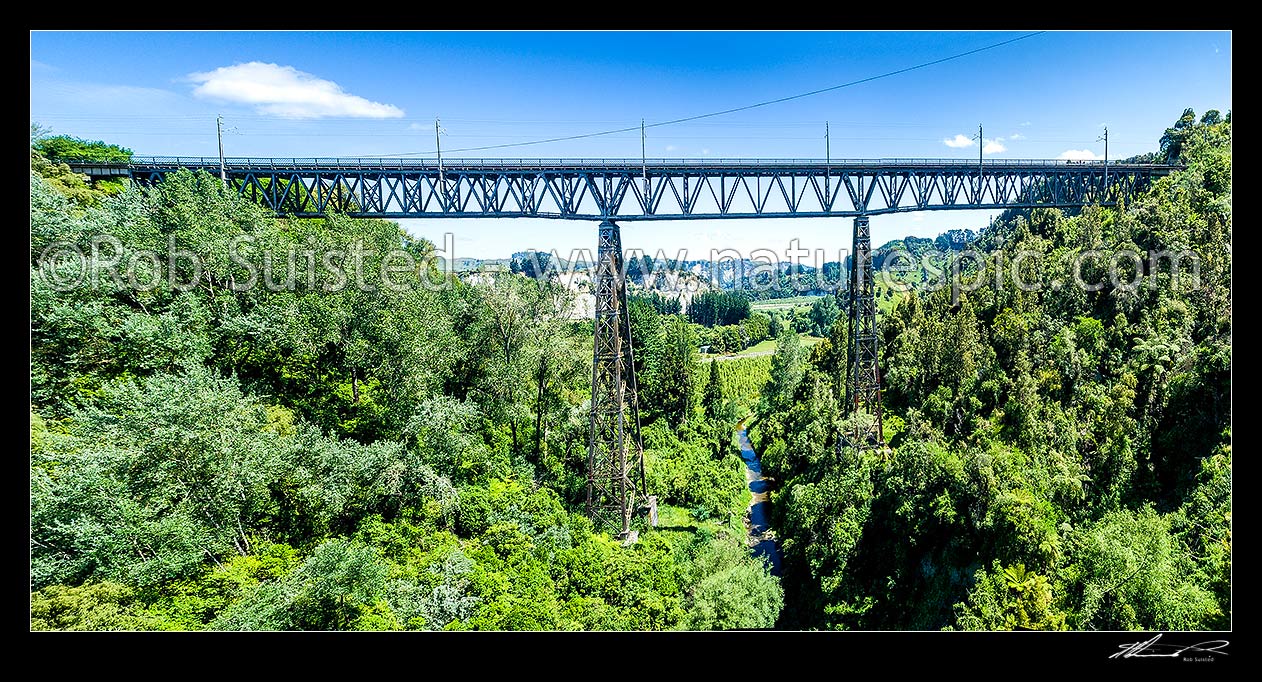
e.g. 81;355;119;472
100;156;1169;170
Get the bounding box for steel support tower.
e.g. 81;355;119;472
587;220;648;537
846;215;884;449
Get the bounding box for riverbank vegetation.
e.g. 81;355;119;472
29;134;782;630
750;109;1230;630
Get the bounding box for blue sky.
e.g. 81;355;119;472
31;31;1231;259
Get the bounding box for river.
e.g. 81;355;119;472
736;424;783;576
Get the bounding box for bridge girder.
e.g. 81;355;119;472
75;158;1175;220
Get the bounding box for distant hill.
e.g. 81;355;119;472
452;227;979;301
447;257;511;272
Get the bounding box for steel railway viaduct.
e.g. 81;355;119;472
71;156;1178;538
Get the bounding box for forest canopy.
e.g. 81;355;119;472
29;108;1229;631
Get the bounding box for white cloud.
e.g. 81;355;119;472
983;138;1006;154
664;144;677;152
701;148;711;156
408;122;427;131
1058;149;1103;160
1009;132;1025;140
1019;121;1032;127
30;59;58;72
187;62;404;119
943;134;974;148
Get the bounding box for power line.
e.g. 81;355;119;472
35;115;942;131
369;31;1048;157
650;33;1046;128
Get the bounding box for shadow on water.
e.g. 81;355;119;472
749;501;773;535
737;425;783;577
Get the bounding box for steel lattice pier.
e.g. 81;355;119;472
587;221;647;537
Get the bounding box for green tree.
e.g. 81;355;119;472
703;358;724;420
1062;507;1221;630
655;316;699;428
35;134;133;163
31;582;167;631
954;562;1067;630
764;330;804;411
1159;107;1198;164
213;538;392;630
681;538;783;629
807;295;840;337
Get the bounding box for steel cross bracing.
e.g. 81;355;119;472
73;157;1178;219
587;221;648;538
846;216;884;451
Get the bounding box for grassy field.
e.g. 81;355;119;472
876;286;912;315
649;503;746;551
741;338;778;354
702;333;825;361
750;295;824;310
